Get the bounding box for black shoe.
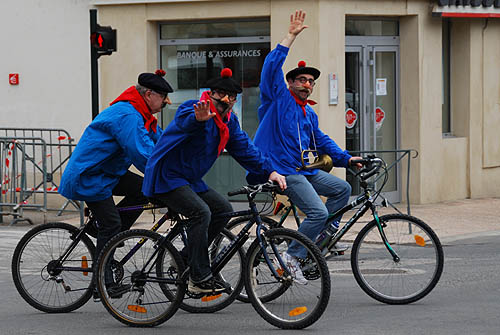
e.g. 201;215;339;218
92;288;101;302
106;283;131;299
188;277;230;294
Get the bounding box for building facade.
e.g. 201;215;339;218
3;0;500;204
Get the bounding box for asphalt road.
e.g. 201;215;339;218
1;226;499;335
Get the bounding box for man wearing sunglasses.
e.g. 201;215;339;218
249;10;362;284
59;70;172;298
142;68;286;294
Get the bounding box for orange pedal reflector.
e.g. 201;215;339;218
128;305;147;313
277;268;284;277
81;256;89;276
289;306;307;317
201;294;222;302
414;235;426;247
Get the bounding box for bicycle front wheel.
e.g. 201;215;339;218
245;228;330;329
164;228;244;313
351;214;444;304
96;229;185;327
227;215;279;303
11;222;95;313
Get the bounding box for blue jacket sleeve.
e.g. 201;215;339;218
311;113;352;168
114;113;156;173
225;116;274;176
174;100;205;133
259;44;290;113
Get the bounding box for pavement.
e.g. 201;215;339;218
2;197;500;243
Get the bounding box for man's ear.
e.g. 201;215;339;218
287;78;294;86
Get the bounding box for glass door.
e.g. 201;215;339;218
345;37;400;202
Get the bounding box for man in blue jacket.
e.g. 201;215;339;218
59;70;172;296
142;68;286;293
251;10;362;284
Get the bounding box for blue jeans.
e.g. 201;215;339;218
284;170;351;259
155;186;232;283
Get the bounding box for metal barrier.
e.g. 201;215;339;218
0;128;84;226
348;149;419;216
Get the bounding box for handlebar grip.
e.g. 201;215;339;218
350;158;369;165
361;168;378;180
228;188;246;197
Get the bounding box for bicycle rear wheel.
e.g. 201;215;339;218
11;222;95;313
163;228;244;313
226;216;279;303
245;228;330;329
351;214;444;304
96;229;185;327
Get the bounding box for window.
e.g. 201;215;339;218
158;19;270;198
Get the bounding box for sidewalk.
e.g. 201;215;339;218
2;197;500;243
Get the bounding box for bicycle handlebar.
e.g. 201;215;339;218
227;181;279;197
352;155;385;181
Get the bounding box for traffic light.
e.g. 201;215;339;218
91;24;117;57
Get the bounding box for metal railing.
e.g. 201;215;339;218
0;128;84;226
348;149;419;215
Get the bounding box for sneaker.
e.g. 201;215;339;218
188;277;230;294
282;252;308;285
92;288;101;302
106;283;131;299
329;242;349;253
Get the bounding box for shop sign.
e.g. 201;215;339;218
433;0;500;17
345;108;357;129
375;107;385;130
177;49;263;59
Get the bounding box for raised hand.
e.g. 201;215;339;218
194;100;216;121
289;9;308;36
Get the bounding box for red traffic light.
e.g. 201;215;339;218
91;24;117;55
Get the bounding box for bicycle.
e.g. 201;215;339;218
11;201;244;315
10;202;166;313
228;155;444;305
95;181;331;329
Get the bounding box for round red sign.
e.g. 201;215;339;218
345;108;357;129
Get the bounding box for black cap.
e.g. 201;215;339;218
138;69;174;95
205;68;242;94
285;60;320;81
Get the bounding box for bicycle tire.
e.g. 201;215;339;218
11;222;95;313
244;228;330;329
162;228;245;313
351;213;444;304
226;215;279;303
96;229;185;327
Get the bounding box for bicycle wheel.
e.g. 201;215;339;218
11;222;95;313
96;229;185;327
163;228;244;313
245;228;330;329
227;216;279;303
351;213;444;304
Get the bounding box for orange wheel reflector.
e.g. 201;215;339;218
414;235;426;247
128;305;147;313
201;294;222;302
81;256;89;276
289;306;307;317
277;268;284;277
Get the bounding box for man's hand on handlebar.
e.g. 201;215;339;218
268;171;287;191
349;156;364;169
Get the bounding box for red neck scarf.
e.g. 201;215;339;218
289;89;317;117
200;90;231;157
110;86;158;133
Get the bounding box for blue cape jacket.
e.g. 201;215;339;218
252;44;351;176
59;101;162;201
142;99;274;196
